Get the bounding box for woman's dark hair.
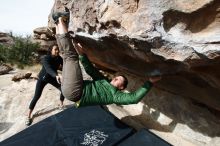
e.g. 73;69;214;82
47;44;58;55
119;75;128;89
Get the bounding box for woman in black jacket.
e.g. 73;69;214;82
26;44;64;126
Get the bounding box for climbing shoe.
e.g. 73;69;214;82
25;117;32;126
52;11;70;24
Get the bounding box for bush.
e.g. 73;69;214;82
0;35;40;68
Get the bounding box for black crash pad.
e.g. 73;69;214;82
1;106;133;146
117;129;172;146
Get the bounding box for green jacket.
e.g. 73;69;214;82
78;55;153;107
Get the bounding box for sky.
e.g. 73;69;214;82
0;0;54;36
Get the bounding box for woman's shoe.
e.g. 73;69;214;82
25;117;32;126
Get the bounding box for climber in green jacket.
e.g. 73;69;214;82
77;49;161;107
53;10;161;107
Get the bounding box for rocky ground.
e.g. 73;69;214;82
0;67;73;141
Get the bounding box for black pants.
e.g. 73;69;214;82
29;77;64;110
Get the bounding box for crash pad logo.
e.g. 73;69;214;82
81;130;108;146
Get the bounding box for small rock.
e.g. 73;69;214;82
12;72;32;82
0;64;13;75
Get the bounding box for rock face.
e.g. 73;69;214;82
48;0;220;145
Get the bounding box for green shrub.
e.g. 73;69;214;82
0;34;40;68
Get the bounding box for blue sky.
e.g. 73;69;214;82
0;0;54;36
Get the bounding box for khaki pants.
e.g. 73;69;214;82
56;33;83;102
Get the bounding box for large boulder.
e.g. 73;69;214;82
0;32;14;46
32;27;56;52
48;0;220;145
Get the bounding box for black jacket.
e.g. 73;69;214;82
38;55;63;80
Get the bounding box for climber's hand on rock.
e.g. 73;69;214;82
149;76;161;83
75;43;85;55
56;75;62;84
